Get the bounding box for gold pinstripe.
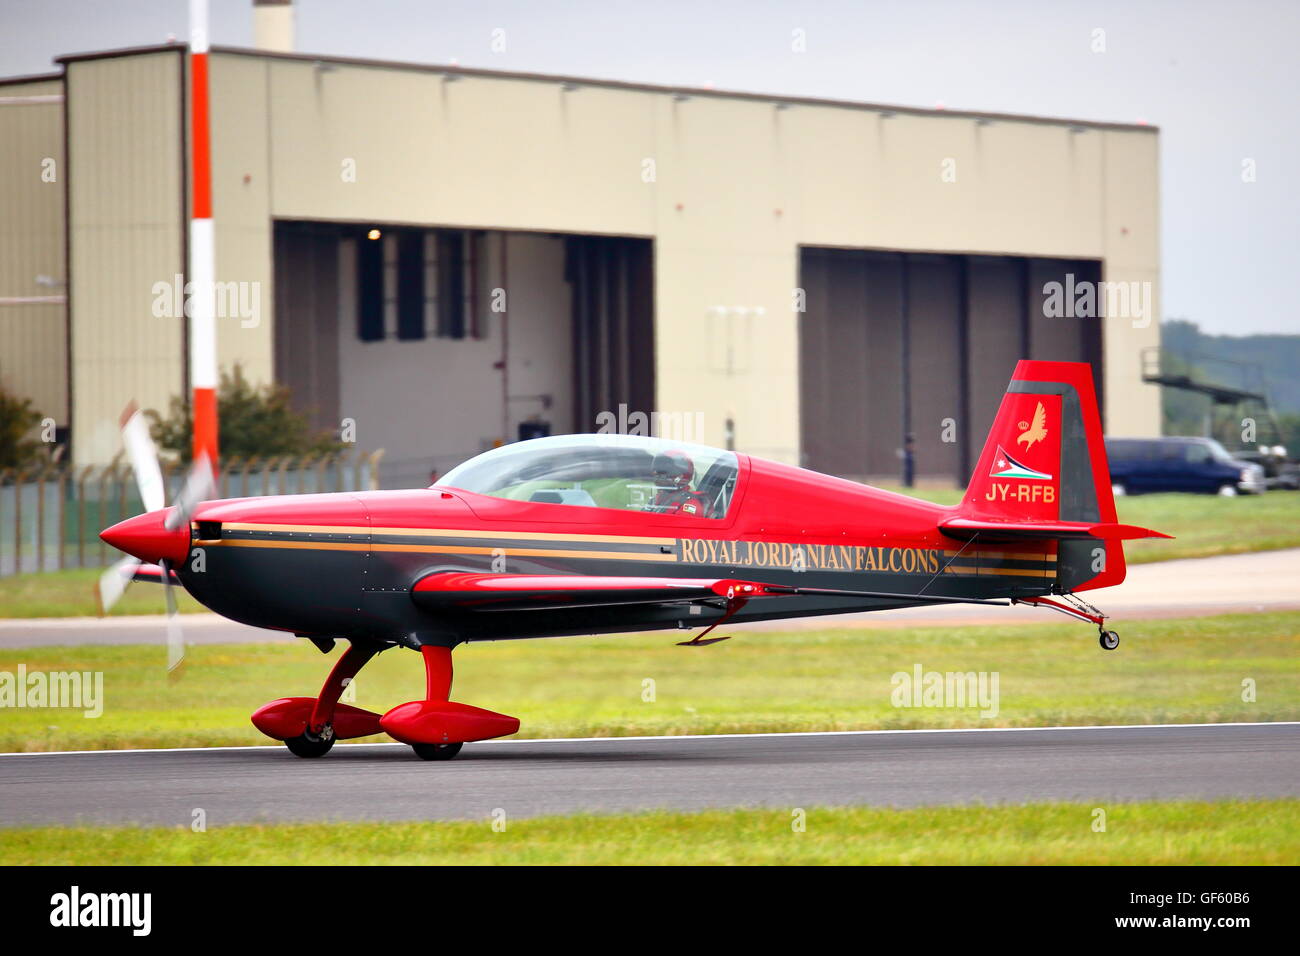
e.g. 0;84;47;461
205;538;677;562
197;523;1051;577
211;521;675;545
942;550;1057;562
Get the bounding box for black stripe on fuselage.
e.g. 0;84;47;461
183;525;1055;643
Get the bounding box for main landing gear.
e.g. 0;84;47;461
250;641;519;760
1014;594;1121;651
285;725;335;758
412;742;463;761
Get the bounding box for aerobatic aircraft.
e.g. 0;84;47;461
99;360;1168;760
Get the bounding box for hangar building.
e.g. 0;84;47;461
0;33;1161;487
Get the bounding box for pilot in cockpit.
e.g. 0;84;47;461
648;450;710;517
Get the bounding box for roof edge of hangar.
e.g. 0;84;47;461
0;70;64;88
43;41;1159;135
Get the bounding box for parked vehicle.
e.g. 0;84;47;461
1105;437;1266;496
1231;446;1300;491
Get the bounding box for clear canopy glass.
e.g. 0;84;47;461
436;434;740;519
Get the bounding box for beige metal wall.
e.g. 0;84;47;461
205;51;1160;465
0;77;66;426
67;52;186;465
207;54;274;386
51;48;1160;465
1100;130;1162;437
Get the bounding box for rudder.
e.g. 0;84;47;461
957;360;1123;592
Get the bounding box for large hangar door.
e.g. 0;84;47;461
966;257;1026;461
905;255;962;482
800;250;869;475
861;254;905;477
565;236;655;432
800;250;903;478
799;249;1103;487
273;222;341;432
1029;258;1105;420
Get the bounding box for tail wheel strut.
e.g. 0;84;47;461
1015;595;1120;651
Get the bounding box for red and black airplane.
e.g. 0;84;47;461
100;360;1168;760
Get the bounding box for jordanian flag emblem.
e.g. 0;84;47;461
989;445;1053;480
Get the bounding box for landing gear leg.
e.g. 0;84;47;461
282;643;378;757
407;646;463;761
378;644;520;760
252;641;384;757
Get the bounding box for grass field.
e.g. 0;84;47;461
0;566;205;619
1;611;1294;752
2;799;1294;865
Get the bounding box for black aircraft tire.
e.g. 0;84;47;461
412;742;464;761
285;730;335;758
1099;630;1120;651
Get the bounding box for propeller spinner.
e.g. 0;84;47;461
97;404;215;676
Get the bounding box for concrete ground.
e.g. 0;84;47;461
2;723;1296;826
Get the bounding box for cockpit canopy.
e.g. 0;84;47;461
436;434;741;519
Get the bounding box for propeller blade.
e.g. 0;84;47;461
95;555;141;615
161;558;185;679
164;452;216;531
120;403;166;514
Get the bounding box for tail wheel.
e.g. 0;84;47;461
1099;630;1120;651
285;727;335;758
412;742;463;761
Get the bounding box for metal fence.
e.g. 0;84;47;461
0;450;384;576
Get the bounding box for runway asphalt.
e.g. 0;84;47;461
1;723;1295;827
2;547;1298;648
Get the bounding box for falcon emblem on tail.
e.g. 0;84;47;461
1016;401;1048;450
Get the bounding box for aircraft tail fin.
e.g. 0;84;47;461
953;360;1151;592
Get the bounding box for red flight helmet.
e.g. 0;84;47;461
652;449;694;491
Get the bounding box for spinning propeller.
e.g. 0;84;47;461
96;403;215;676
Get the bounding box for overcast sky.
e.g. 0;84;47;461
3;0;1296;335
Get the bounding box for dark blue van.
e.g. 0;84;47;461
1105;437;1265;496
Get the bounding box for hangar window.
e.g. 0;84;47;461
356;230;385;341
396;230;425;340
437;434;740;519
356;227;486;342
435;231;465;338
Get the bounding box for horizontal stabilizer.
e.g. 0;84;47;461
939;516;1172;541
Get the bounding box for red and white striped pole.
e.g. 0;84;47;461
189;0;218;468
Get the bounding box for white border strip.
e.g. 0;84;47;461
1;721;1295;758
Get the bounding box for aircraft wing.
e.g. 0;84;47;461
130;562;181;585
411;573;761;612
411;571;1011;613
